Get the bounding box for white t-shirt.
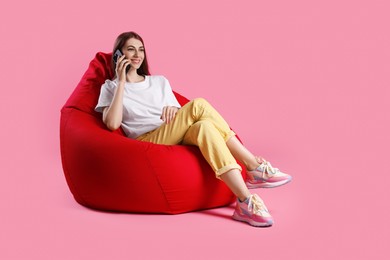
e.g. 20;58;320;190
95;75;181;139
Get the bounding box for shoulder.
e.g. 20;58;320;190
148;75;169;83
148;75;171;87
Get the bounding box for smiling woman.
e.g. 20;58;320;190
65;31;292;227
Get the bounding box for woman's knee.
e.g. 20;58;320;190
192;97;210;108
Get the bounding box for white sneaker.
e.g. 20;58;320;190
246;161;292;188
232;194;274;227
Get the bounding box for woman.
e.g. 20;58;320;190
95;31;291;227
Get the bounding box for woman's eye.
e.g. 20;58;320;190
127;48;144;52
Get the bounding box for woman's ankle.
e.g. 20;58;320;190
238;196;249;203
246;156;266;171
246;160;262;171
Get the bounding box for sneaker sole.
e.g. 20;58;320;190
232;213;273;227
245;177;292;189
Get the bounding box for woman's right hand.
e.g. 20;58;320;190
115;55;130;83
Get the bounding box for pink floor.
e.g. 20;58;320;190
1;0;389;259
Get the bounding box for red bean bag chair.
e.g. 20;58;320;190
60;52;246;214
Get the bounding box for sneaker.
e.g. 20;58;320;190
246;160;292;189
232;194;273;227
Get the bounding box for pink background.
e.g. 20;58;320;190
1;0;389;259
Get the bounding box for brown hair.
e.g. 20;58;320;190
112;31;151;77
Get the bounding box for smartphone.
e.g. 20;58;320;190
113;49;130;73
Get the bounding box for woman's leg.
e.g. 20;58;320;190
219;169;251;201
226;136;260;170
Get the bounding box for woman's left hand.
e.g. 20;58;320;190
161;106;179;124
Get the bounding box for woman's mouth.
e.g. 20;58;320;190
131;59;141;64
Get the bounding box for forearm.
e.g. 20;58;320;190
103;82;125;130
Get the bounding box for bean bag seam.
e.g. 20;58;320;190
144;150;173;213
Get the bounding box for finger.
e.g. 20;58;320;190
121;58;129;66
166;107;172;123
119;60;130;75
165;107;169;122
118;58;127;69
167;107;172;124
122;60;130;72
116;55;125;68
168;107;175;124
161;107;167;122
171;108;177;121
169;107;178;124
116;58;127;74
118;54;126;63
165;107;170;124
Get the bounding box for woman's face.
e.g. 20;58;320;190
121;38;145;69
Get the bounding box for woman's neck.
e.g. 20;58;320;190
125;70;145;83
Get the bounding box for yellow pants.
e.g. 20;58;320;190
136;98;242;178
